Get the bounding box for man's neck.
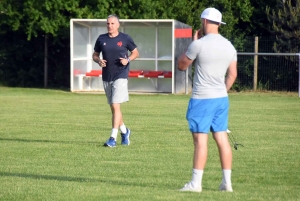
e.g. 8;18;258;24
206;31;219;34
205;25;219;35
108;32;119;38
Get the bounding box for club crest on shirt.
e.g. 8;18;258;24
117;41;122;47
103;43;106;46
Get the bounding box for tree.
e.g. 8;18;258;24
0;0;91;87
236;0;278;37
264;0;299;91
266;0;300;53
0;0;255;89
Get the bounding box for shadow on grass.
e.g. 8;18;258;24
0;171;97;183
0;171;156;188
0;137;99;146
0;171;223;192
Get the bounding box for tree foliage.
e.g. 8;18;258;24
1;0;86;40
237;0;278;37
1;0;296;90
266;0;300;53
1;0;254;41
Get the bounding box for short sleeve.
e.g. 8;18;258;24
94;38;101;53
185;40;202;60
233;50;237;62
126;35;137;51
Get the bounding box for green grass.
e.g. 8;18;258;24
0;87;299;201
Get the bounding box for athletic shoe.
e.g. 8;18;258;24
219;183;233;192
227;129;231;133
121;128;131;145
180;182;202;192
104;137;116;147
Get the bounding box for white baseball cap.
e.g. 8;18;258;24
200;8;226;24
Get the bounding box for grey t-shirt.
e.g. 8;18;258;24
186;34;237;99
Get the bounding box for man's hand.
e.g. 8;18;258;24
119;58;129;66
93;52;107;67
193;29;203;41
99;59;107;67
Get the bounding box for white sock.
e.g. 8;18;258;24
222;169;232;186
120;123;127;134
110;128;119;139
191;169;203;188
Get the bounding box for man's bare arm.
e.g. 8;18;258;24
119;48;139;66
92;52;101;64
93;51;107;67
128;48;139;61
177;53;193;71
225;61;237;91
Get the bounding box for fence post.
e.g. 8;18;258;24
253;36;258;91
298;54;300;97
44;34;48;88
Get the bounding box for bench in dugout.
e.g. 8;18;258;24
76;70;172;90
128;70;172;78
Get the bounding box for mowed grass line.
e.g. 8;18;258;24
0;87;299;201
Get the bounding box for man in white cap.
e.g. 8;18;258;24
177;8;237;192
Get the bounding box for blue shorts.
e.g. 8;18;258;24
186;97;229;133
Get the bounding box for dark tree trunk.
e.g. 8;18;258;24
44;34;48;88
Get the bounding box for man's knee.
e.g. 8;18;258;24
111;103;121;112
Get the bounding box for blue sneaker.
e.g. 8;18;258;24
104;137;116;147
121;128;131;145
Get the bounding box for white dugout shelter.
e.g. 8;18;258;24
70;19;193;94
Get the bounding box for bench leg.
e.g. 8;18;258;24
77;75;84;91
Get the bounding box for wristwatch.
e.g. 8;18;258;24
127;57;131;63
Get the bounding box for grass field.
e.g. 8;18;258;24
0;87;299;201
